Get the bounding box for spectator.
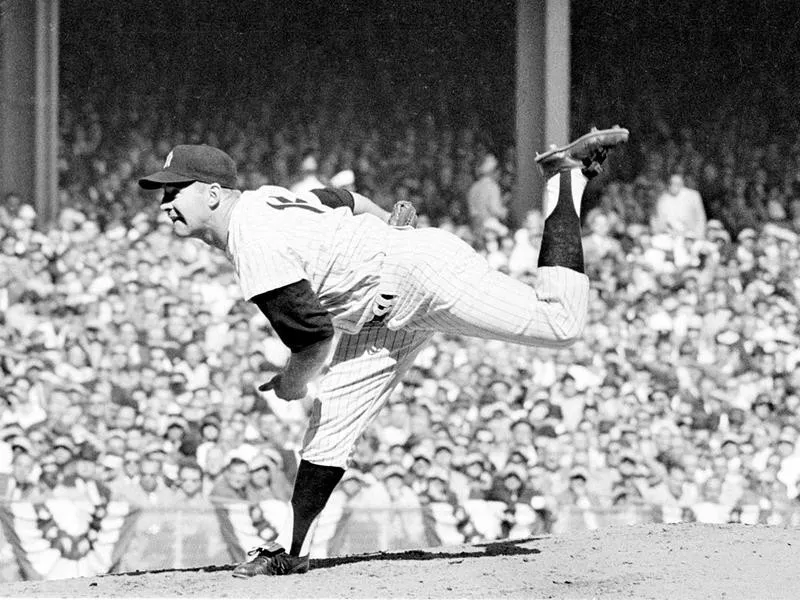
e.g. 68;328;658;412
248;451;292;501
3;448;42;502
98;454;125;488
651;173;707;239
4;385;47;431
720;178;765;237
380;465;420;507
691;476;734;523
209;457;260;504
550;373;587;432
582;210;624;264
114;454;174;506
290;149;326;195
37;452;60;494
431;441;471;503
461;453;493;500
107;451;138;499
50;435;76;476
53;444;111;503
775;430;800;499
486;465;534;505
611;452;648;506
173;460;213;509
329;169;356;192
557;467;604;510
466;154;507;237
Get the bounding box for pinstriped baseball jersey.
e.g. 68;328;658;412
225;186;390;334
225;183;589;348
302;261;589;468
220;174;590;468
298;172;590;468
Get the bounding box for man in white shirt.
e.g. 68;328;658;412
652;173;707;239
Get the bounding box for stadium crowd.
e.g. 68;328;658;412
3;78;800;546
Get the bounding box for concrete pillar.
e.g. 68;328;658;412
514;0;570;227
1;0;59;227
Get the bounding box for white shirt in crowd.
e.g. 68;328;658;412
652;174;707;239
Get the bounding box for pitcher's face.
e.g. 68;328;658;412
160;181;210;238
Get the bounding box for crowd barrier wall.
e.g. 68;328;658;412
2;498;798;581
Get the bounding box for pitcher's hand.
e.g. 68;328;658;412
258;374;308;401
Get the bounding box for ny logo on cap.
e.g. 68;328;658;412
164;151;174;169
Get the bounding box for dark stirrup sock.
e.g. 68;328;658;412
537;171;585;273
289;460;345;556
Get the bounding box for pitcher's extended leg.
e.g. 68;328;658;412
387;127;628;347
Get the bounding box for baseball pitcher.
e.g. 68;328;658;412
138;126;628;576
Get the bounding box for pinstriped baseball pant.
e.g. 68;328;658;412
302;325;433;467
302;228;589;468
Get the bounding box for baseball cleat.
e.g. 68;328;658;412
231;542;310;577
535;126;629;179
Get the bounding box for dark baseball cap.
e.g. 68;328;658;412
139;145;237;189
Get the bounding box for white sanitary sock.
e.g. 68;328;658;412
543;169;588;219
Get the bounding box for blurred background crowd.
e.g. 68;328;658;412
4;0;800;547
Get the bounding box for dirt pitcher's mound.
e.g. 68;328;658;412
4;523;799;599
